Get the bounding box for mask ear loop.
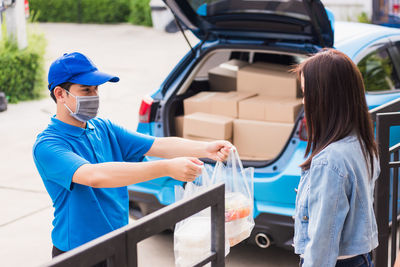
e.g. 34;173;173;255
64;103;74;114
63;89;79;115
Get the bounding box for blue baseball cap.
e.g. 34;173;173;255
48;52;119;91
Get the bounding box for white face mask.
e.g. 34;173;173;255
64;90;99;123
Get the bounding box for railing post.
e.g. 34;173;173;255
127;243;137;267
374;113;390;267
211;188;225;267
392;150;399;266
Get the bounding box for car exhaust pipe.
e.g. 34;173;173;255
255;233;271;248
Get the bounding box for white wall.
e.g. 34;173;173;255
321;0;372;22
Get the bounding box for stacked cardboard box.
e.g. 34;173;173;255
174;116;184;137
212;92;257;117
175;60;302;161
183;91;256;117
233;120;293;160
237;62;301;98
208;59;249;91
239;96;302;123
179;91;255;143
183;112;233;143
183;92;217;116
232;62;303;160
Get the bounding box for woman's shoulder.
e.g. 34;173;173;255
312;135;361;171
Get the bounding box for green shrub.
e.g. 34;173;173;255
129;0;152;26
0;28;47;103
29;0;79;22
357;12;371;24
29;0;131;23
29;0;152;26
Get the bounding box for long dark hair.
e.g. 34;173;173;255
294;49;378;174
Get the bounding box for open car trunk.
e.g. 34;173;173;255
164;47;307;166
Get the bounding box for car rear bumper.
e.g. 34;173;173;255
248;213;294;251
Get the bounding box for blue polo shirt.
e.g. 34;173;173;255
33;117;155;251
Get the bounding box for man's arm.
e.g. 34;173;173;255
72;157;203;188
146;137;232;161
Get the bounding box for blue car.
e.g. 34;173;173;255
129;0;400;250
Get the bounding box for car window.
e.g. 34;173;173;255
358;47;400;92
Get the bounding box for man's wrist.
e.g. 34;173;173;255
194;141;208;159
158;159;171;177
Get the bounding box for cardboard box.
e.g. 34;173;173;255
239;96;303;123
208;59;248;91
183;112;233;140
237;62;300;98
233;119;294;160
212;91;257;118
184;91;256;117
238;95;268;121
184;92;217;115
174;115;184;137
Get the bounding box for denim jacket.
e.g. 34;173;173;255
294;135;379;267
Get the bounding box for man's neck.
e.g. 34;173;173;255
56;106;86;128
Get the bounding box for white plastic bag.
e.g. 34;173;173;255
213;147;255;247
174;166;230;267
174;148;254;266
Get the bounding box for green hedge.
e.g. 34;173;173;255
29;0;148;24
0;30;47;103
129;0;152;26
29;0;79;22
81;0;131;23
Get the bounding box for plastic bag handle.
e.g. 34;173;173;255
230;147;252;197
211;147;252;197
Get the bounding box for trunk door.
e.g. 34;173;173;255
164;0;333;47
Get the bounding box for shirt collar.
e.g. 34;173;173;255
50;116;95;137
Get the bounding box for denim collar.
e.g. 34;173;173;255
49;116;95;137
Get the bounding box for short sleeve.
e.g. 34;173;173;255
108;121;155;162
33;139;90;191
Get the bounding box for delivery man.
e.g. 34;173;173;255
33;52;231;260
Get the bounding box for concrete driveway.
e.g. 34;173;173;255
0;23;298;267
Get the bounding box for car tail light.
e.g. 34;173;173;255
299;117;308;141
139;95;154;123
25;0;29;18
394;4;400;14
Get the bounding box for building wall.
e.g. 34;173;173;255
321;0;372;21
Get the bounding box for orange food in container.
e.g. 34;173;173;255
224;192;253;246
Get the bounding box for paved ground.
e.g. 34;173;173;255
0;23;298;267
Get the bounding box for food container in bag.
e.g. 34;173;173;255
224;192;253;246
174;216;230;267
225;192;252;222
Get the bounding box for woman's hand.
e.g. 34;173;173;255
205;140;232;161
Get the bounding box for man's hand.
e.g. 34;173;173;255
205;140;232;162
166;157;203;182
145;137;233;162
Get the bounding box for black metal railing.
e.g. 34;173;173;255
370;97;400;122
41;183;225;267
374;111;400;267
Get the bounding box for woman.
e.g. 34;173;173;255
293;49;379;267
